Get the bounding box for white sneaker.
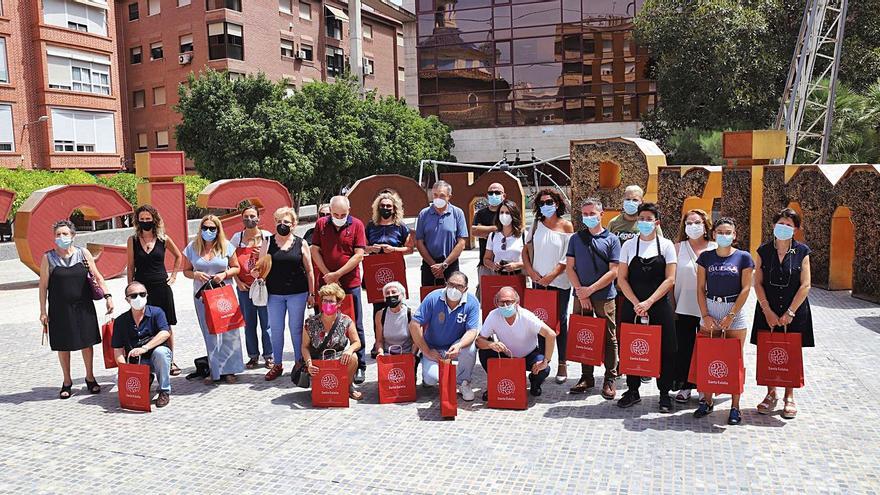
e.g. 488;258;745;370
460;380;475;401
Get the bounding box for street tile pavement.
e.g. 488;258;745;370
0;249;879;494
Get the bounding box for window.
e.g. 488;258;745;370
179;34;193;53
44;0;108;36
206;0;241;11
153;86;166;105
326;46;344;77
398;66;405;81
300;44;313;61
68;20;87;31
363;23;372;40
128;2;139;20
281;39;294;58
0;105;13;152
284;84;296;97
50;108;116;153
279;0;292;13
227;71;243;81
208;22;243;60
156;130;169;148
137;132;148;150
364;58;374;75
150;42;163;60
299;1;310;20
325;6;346;40
130;46;142;64
0;38;7;83
47;47;111;95
178;0;191;6
397;32;404;47
148;0;160;15
133;90;145;108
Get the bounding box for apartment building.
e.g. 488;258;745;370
115;0;414;161
0;0;125;171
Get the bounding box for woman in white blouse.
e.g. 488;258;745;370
483;201;526;275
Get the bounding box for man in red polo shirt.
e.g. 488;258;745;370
310;195;368;383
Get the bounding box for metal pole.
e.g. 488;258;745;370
349;0;365;97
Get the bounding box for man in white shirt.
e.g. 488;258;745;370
476;286;557;399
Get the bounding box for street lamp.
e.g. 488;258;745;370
20;115;49;167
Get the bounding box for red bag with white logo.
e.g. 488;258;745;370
339;294;356;322
101;318;117;369
567;313;606;366
420;285;443;300
479;275;525;319
363;253;408;303
377;349;417;404
118;361;151;412
523;288;559;333
619;318;662;378
756;328;804;388
487;357;528;410
439;359;457;418
202;282;245;335
696;333;744;395
311;352;350;408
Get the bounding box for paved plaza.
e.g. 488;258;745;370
0;244;879;494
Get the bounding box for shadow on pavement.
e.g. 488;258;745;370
856;316;880;334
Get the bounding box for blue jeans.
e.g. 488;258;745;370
478;346;549;388
142;346;172;393
268;292;309;365
345;286;367;371
420;340;477;386
238;289;272;360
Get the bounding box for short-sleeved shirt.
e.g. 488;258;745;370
415;204;469;260
111;305;170;359
488;231;525;264
366;222;410;248
607;214;664;246
697;249;755;298
311;215;367;289
619;235;677;266
566;228;621;300
473;206;498;267
305;312;353;358
184;241;235;294
413;288;480;350
480;307;544;357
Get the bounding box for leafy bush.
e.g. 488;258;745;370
0;168;97;217
174;174;211;218
97;173;144;207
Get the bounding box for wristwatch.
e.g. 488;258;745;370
103;294;113;299
441;262;449;269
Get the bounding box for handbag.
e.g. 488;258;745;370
200;280;245;335
249;278;268;307
80;249;104;300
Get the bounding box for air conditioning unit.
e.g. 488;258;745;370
178;52;193;65
362;58;373;75
296;50;307;60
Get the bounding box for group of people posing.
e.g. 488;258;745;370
39;181;813;423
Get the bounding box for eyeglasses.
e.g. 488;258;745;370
201;225;217;232
318;213;330;218
539;199;556;206
487;191;502;196
379;205;394;210
501;236;508;250
126;292;148;299
446;282;467;292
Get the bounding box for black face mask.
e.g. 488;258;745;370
243;218;258;229
140;221;155;232
379;208;394;219
276;223;291;236
385;295;401;307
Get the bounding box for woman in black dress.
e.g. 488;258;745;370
126;205;183;375
752;208;813;420
39;220;114;399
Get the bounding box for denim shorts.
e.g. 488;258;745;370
700;298;748;330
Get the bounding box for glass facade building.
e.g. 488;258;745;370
416;0;655;129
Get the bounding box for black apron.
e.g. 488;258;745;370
624;236;677;353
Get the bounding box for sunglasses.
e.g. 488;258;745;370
126;292;148;299
539;199;556;206
201;225;218;232
319;213;330;218
487;191;502;196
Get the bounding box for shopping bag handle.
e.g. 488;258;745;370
634;315;650;325
322;349;339;360
388;344;403;355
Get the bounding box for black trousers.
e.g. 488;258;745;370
674;314;700;390
420;258;460;286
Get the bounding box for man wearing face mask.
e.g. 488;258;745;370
477;287;556;399
112;282;173;408
409;272;480;400
415;180;469;286
607;185;663;246
472;183;506;300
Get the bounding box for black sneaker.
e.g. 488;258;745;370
659;395;672;413
693;399;714;418
482;390;489;401
728;407;743;425
354;368;366;384
617;391;641;408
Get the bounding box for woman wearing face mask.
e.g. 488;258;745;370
302;283;363;400
523;188;573;383
365;191;414;358
751;208;813;419
230;205;273;370
258;207;315;382
127;204;183;376
374;281;417;367
483;200;526;275
670;209;715;403
182;215;244;384
693;218;754;425
39;220;113;399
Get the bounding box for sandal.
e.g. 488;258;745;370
782;399;798;419
245;357;259;369
264;357;275;369
59;382;73;400
85;378;101;394
223;374;238;384
757;393;778;415
349;388;363;400
555;363;568;384
170;362;181;376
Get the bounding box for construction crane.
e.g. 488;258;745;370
775;0;849;164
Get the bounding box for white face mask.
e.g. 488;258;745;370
331;216;347;227
445;287;463;302
498;213;512;226
685;223;705;240
433;198;448;209
129;295;147;311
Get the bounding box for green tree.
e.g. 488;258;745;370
840;0;880;92
798;79;880;163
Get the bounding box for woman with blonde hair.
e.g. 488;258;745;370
182;215;244;384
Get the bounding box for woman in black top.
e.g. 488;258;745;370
257;207;316;381
752;208;813;420
126;205;182;375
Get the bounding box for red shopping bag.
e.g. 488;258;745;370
420;285;443;300
756;329;804;388
479;275;525;319
523;288;559;333
339;294;356;322
619;320;662;378
202;283;245;334
567;313;606;366
487;358;528;410
118;362;151;412
311;354;350;408
439;359;457;418
696;335;745;395
363;253;408;303
688;334;710;385
378;352;417;404
102;319;117;369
